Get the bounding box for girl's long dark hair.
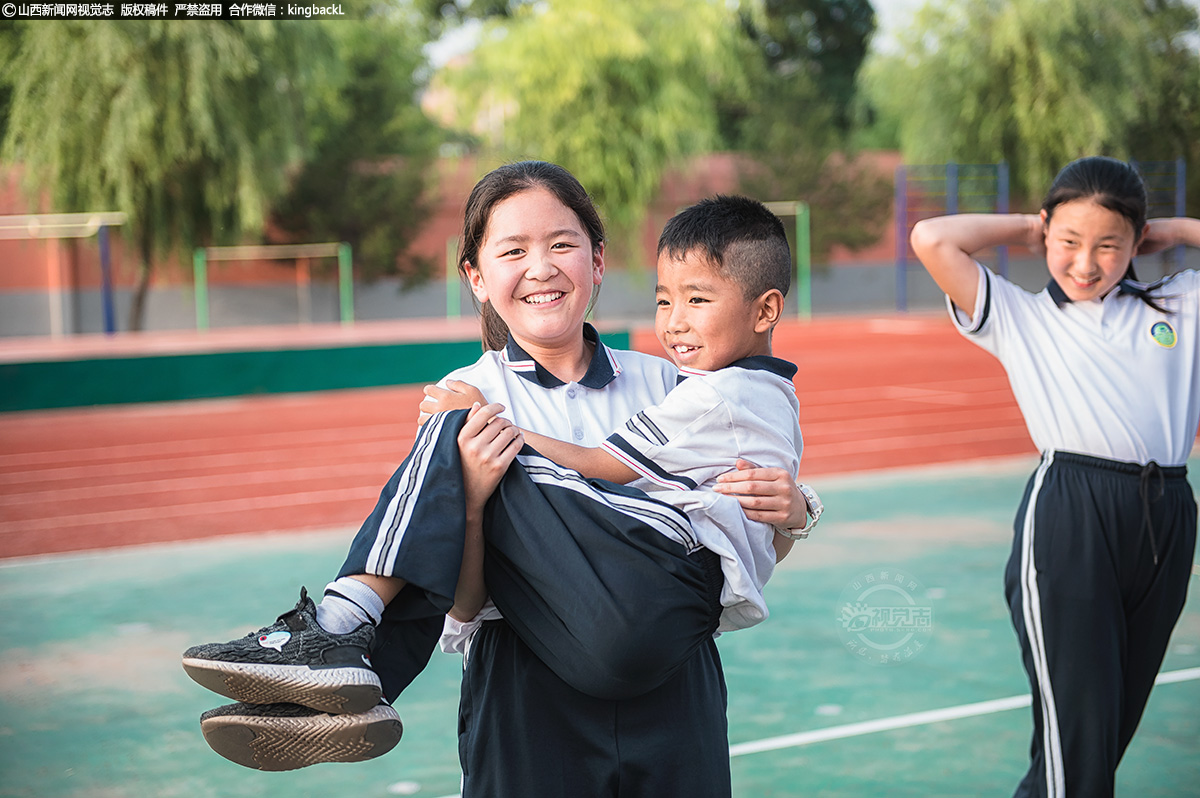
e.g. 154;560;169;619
1042;156;1168;312
458;161;605;351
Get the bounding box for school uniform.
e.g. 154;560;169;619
337;325;735;796
449;352;801;798
601;355;803;631
951;263;1199;798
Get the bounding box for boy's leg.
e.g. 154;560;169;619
198;700;404;772
183;410;474;709
334;410;475;700
479;450;724;701
184;413;722;770
181;587;383;714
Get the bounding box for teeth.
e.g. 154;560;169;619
524;292;563;305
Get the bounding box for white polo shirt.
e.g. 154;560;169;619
601;356;803;632
440;325;678;653
951;263;1200;466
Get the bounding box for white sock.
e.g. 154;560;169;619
316;577;385;634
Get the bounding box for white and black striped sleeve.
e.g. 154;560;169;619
599;378;734;492
947;261;993;335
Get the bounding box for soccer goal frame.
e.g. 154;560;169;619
0;211;128;337
192;242;354;331
763;201;812;319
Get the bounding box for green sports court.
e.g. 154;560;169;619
2;5;1198;796
2;454;1197;798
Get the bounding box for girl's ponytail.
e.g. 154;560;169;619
480;301;510;353
1120;262;1171;314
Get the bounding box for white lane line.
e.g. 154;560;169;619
0;486;380;534
729;666;1200;758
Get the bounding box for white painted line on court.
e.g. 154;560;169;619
729;695;1031;757
728;666;1200;758
1155;665;1200;685
427;666;1200;797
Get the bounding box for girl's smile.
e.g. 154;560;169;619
466;187;604;356
1042;199;1143;303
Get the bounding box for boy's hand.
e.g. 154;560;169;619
419;379;490;424
714;459;804;527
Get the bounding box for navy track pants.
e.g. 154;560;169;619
1006;451;1196;798
459;619;730;798
337;409;724;702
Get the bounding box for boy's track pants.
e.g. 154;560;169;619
337;408;724;702
1006;451;1196;798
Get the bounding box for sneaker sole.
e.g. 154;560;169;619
182;658;382;714
200;704;403;771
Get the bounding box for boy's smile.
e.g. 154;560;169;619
654;251;773;372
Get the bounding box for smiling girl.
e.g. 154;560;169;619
182;163;811;794
911;156;1200;798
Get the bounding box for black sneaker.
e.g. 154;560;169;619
182;587;381;714
199;701;403;771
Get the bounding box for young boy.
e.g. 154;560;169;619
182;194;819;770
439;192;812;644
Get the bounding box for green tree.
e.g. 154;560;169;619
268;18;441;284
1;21;323;330
442;0;751;238
735;0;876;135
862;0;1200;201
730;0;889;261
433;0;888;261
415;0;519;33
0;22;18;141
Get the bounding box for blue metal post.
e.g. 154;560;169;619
98;225;116;335
895;165;908;312
946;162;959;215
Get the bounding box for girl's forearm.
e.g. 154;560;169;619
912;213;1042;256
1162;218;1200;249
448;513;487;622
911;214;1038;312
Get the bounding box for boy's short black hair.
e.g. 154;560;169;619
657;195;792;300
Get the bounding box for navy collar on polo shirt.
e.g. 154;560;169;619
1046;277;1157;309
501;323;620;389
676;355;797;385
1046;279;1071;308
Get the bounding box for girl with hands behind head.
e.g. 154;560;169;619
912;156;1200;798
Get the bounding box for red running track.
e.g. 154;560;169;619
0;315;1037;559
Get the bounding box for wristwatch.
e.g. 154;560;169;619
776;483;823;540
